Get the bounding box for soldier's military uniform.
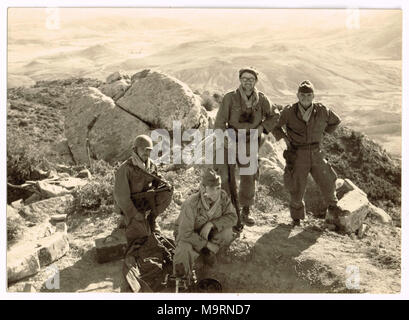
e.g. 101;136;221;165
173;169;237;279
272;81;341;222
114;135;174;292
114;156;160;243
214;68;279;225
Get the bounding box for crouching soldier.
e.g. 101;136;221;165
173;168;237;282
114;134;174;292
272;80;342;227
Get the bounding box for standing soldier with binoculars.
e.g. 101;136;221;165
214;67;280;228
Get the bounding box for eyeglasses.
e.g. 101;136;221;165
241;77;256;82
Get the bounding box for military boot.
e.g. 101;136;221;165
325;204;343;225
241;206;255;226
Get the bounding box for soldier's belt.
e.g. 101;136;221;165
291;142;320;150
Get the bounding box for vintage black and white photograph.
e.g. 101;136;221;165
5;6;402;294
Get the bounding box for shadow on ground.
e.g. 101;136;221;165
40;248;123;293
208;222;343;293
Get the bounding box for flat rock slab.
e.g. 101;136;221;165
36;181;71;198
21;195;74;222
7;231;70;283
56;177;88;190
37;232;70;267
7;249;41;284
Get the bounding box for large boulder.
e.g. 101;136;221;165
7;249;41;284
65;70;209;164
88;106;150;162
20;195;74;222
65;86;150;164
117;69;206;131
65;87;116;164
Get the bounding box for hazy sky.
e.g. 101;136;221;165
8;7;400;30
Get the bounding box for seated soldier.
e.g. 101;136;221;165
114;134;162;242
114;134;174;292
173;168;238;282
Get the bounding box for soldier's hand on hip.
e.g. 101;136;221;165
257;124;264;137
200;222;214;240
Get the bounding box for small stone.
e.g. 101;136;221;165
55;222;68;234
358;224;369;239
50;214;67;223
325;223;336;231
11;199;24;209
55;164;71;174
24;193;42;205
76;169;92;179
43;225;54;238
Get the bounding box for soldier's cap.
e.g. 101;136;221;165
202;168;221;187
239;67;258;80
298;80;314;93
133;134;153;150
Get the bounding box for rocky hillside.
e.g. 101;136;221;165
6;73;401;293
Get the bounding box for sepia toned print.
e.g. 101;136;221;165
6;8;401;293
